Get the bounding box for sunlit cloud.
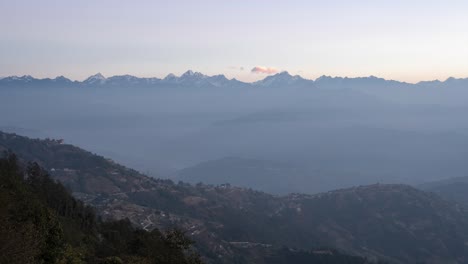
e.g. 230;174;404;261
251;66;279;74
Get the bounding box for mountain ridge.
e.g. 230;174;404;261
2;130;468;263
2;71;467;88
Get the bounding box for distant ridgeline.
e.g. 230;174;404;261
1;71;467;89
2;131;468;263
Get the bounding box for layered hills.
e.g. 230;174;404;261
2;131;468;263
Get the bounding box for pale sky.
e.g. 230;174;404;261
1;0;467;83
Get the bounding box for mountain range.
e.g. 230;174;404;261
2;70;468;89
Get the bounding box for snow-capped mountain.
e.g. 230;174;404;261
206;74;229;87
52;76;73;83
163;73;178;83
442;77;468;87
0;75;75;88
160;70;249;88
1;75;36;83
1;71;467;91
161;70;210;87
105;75;161;87
83;73;107;85
314;75;406;89
180;70;205;80
178;70;211;86
253;71;313;88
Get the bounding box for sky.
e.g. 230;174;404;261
1;0;468;83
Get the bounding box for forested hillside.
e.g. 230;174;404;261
0;153;202;264
2;131;468;263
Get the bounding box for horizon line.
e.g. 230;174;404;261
1;70;467;85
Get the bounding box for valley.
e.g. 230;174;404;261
2;131;468;263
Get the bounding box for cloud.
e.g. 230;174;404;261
251;66;279;74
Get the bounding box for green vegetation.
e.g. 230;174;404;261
4;131;468;263
0;152;202;264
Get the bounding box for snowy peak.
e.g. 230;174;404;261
209;74;228;81
2;75;35;82
53;76;72;83
207;74;230;87
314;75;403;89
84;73;106;85
163;73;177;82
180;70;207;79
161;70;214;87
443;77;468;84
21;75;35;82
104;75;161;86
107;74;138;82
0;75;77;88
162;71;206;82
255;71;311;87
88;73;106;80
3;71;468;90
416;79;442;87
182;70;194;76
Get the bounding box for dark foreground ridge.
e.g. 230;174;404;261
0;152;377;264
0;153;203;263
2;131;468;263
